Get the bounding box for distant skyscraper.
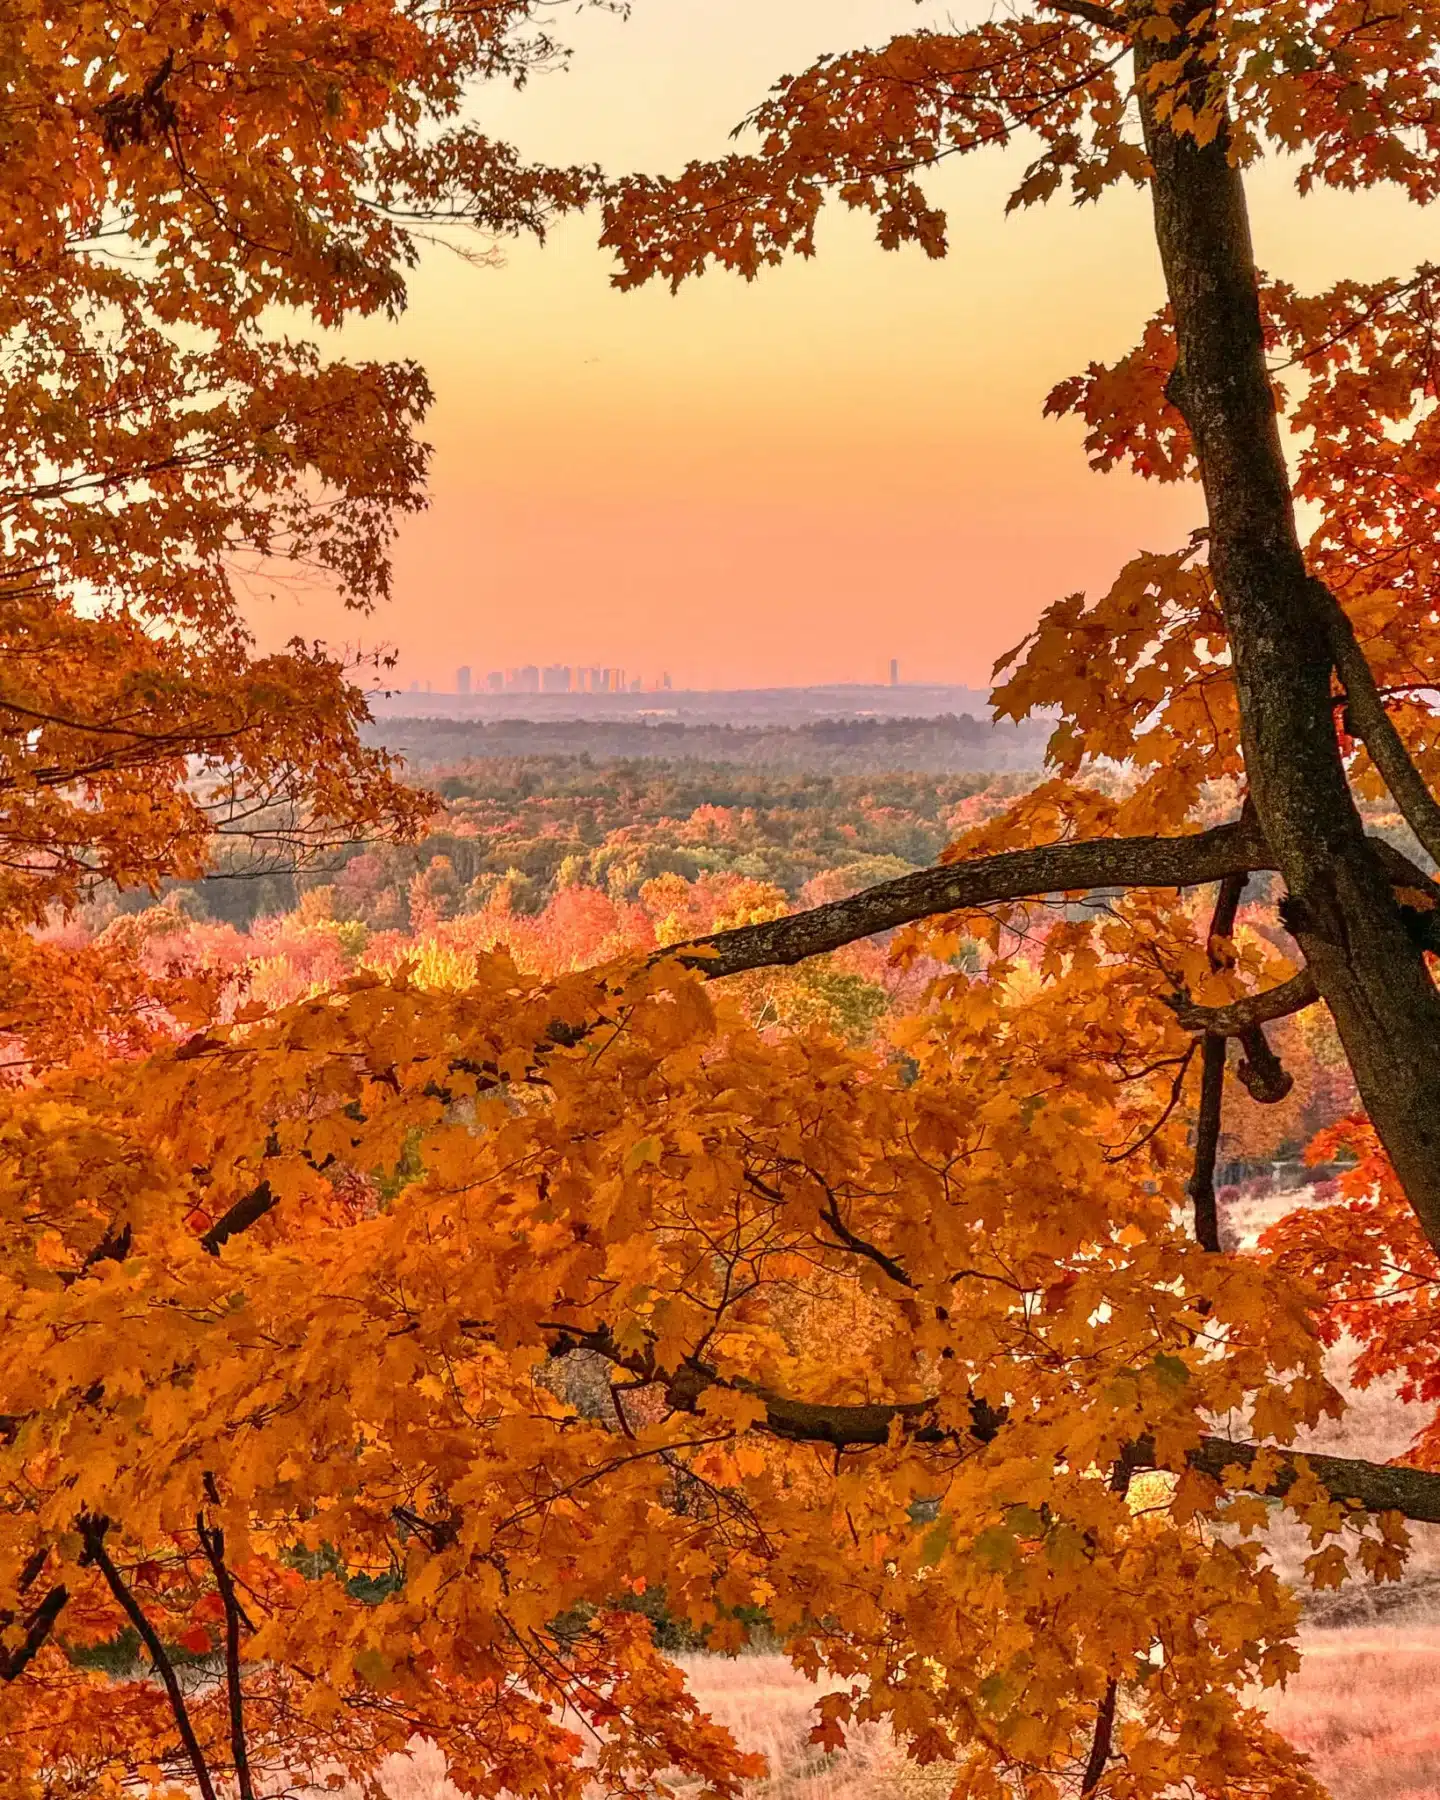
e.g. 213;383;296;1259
889;657;899;687
474;661;676;694
456;665;472;696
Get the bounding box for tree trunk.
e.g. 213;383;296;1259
1132;7;1440;1249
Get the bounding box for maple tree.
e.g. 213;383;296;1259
15;2;1440;1798
0;0;590;980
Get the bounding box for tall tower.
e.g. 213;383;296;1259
456;665;472;696
889;657;899;688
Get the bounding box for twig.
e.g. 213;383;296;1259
1078;1456;1135;1791
815;1190;917;1290
1104;1042;1196;1163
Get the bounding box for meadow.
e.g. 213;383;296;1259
339;1629;1440;1800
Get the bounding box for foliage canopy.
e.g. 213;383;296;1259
10;3;1440;1798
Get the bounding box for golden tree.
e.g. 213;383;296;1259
11;4;1440;1799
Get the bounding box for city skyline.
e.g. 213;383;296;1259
423;659;915;697
449;664;673;696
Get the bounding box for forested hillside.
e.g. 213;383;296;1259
66;743;1357;1179
154;755;1034;929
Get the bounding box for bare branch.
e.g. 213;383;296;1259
0;1581;68;1681
197;1513;256;1800
1324;585;1440;870
1171;971;1319;1035
681;818;1271;978
1081;1679;1119;1795
81;1520;219;1800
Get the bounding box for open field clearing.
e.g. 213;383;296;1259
334;1632;1440;1800
1264;1628;1440;1800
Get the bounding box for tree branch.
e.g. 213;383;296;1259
1324;586;1440;871
0;1581;69;1681
1081;1679;1118;1795
1185;1437;1440;1524
610;1343;1440;1524
661;1358;956;1449
1170;971;1319;1035
81;1520;219;1800
197;1514;256;1800
200;1179;275;1256
144;816;1419;1269
1189;1034;1227;1253
1040;0;1124;27
680;818;1271;977
1370;838;1440;899
1235;1025;1294;1104
1168;838;1440;1040
814;1193;918;1291
554;1313;1440;1521
1188;872;1247;1252
180;821;1270;1260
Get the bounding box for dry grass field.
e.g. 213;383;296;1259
335;1633;1440;1800
1264;1627;1440;1800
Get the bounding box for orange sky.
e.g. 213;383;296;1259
251;0;1440;694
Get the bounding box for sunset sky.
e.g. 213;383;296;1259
257;0;1440;694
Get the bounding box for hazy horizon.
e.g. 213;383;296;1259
246;0;1438;692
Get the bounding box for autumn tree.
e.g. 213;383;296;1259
603;0;1440;1230
15;3;1440;1799
0;0;590;1047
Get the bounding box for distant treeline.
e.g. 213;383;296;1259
363;711;1051;775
